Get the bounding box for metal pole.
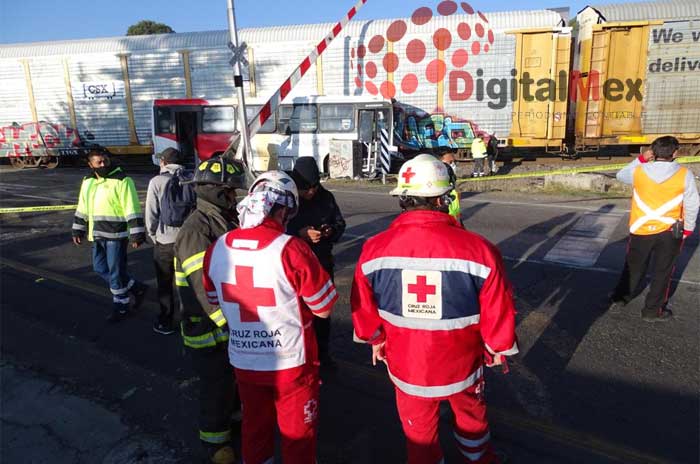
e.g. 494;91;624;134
226;0;253;170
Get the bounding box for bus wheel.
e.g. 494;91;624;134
323;155;330;176
9;157;27;169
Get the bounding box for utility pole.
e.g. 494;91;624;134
226;0;253;170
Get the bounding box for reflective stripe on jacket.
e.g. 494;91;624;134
72;167;144;242
630;166;687;235
174;198;237;349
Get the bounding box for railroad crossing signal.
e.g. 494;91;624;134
228;41;249;68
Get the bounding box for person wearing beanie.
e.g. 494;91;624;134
286;156;346;370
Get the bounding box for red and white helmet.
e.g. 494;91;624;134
390;154;453;198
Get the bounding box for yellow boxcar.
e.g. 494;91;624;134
575;19;700;155
507;27;573;154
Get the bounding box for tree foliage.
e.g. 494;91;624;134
126;20;174;36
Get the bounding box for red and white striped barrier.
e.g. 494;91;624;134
247;0;368;138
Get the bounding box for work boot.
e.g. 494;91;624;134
129;281;149;310
642;308;674;322
107;303;129;323
203;444;236;464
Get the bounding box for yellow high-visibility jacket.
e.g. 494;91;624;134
72;167;145;242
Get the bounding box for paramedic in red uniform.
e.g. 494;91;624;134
202;171;338;464
351;154;518;464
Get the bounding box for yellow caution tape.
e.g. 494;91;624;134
459;156;700;183
0;204;78;214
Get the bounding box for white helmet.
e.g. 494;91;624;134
390;154;453;197
247;170;299;217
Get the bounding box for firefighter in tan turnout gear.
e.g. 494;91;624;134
174;157;246;464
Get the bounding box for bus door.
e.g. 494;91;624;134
358;109;383;176
175;111;198;166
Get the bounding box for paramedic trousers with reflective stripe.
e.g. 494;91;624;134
613;231;683;312
188;343;236;446
238;374;320;464
394;382;497;464
92;239;133;308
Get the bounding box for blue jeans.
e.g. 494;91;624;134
92;239;134;308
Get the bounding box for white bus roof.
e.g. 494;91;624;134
154;95;392;107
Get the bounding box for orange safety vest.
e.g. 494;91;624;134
629;165;687;235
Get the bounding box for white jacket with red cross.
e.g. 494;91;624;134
203;218;338;385
351;210;518;399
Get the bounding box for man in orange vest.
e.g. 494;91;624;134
610;136;698;321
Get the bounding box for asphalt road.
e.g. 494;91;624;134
1;166;698;464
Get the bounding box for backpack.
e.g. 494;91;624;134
160;169;196;227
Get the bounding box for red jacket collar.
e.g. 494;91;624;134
390;210;459;228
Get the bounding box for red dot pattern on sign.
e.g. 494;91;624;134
461;2;474;14
365;81;378;95
452;49;468;68
471;41;480;55
369;35;385;54
380;81;396;99
355;77;362;88
383;53;399;73
351;48;356;58
488;30;494;44
458;23;471;41
426;59;447;83
402;74;418;94
475;23;484;38
387;20;407;43
406;39;426;63
357;45;367;59
437;0;458;16
433;28;452;51
357;63;363;76
478;11;489;23
366;62;377;78
411;7;432;25
484;44;490;53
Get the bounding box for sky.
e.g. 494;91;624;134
0;0;589;45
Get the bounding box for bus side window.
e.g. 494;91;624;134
282;104;317;134
319;104;355;132
278;106;293;135
156;108;173;134
246;105;276;133
202;106;236;133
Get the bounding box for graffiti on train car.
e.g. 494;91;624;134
0;121;82;158
393;104;488;152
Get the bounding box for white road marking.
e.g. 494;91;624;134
0;189;74;203
544;213;621;267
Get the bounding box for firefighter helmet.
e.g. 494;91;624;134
190;157;246;189
390;154;453;197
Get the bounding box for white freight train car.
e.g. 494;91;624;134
0;4;564;168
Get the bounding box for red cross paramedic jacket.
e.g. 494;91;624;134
351;210;518;399
203;218;338;385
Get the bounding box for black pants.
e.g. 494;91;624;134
314;264;334;361
612;232;683;312
153;242;176;324
189;344;236;445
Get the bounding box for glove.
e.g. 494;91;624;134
683;229;693;239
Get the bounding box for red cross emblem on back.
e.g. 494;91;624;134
221;266;276;322
402;167;416;184
407;275;436;303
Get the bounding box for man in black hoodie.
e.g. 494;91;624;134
287;157;346;368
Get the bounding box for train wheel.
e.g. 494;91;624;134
42;156;60;169
9;157;27;169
